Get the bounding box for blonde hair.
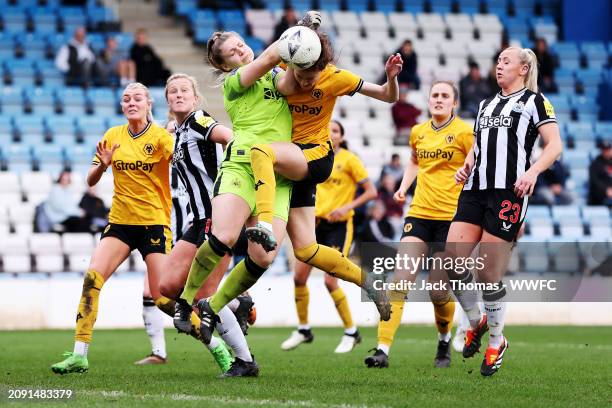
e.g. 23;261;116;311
207;31;242;73
165;73;205;116
121;82;153;122
503;46;539;93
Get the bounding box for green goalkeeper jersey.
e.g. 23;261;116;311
223;66;292;163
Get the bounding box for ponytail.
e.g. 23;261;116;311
521;48;539;93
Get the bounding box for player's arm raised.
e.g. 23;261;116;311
88;140;119;186
358;53;403;103
238;41;283;89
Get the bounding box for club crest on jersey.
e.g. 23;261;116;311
404;223;413;233
512;101;525;113
445;134;455;144
479;115;514;129
143;143;155;156
312;88;323;100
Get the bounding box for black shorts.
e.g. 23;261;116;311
290;142;334;208
315;218;354;256
401;216;450;253
101;223;172;259
179;218;211;248
453;189;528;242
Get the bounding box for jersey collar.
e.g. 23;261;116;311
430;114;455;132
178;110;197;131
498;87;527;99
128;121;152;139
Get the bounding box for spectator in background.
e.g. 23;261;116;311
378;174;404;237
459;61;492;118
391;85;421;139
130;28;171;86
588;140;612;206
79;185;109;232
532;38;556;93
272;7;298;44
395;40;420;89
361;200;395;243
96;36;136;87
55;26;96;87
41;170;89;233
532;159;574;205
379;153;404;188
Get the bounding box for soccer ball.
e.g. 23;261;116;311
277;26;322;70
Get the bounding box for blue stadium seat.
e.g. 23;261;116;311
551;205;580;221
571;168;588;196
2;8;28;34
4;59;37;87
504;16;529;40
317;0;342;12
31;12;57;35
3;144;33;173
594;122;612;138
32;144;64;166
374;0;397;12
554;68;575;94
563;150;590;169
518;241;550;272
570;95;599;122
65;144;94;165
1;87;25;115
76;116;106;140
565;122;594;141
16;116;45;140
175;0;197;18
581;42;608;69
0;117;15;142
527;205;551;220
87;88;117;116
486;0;508;15
45;116;76;137
548;240;581;272
24;87;56;115
552;42;580;70
546;94;570;116
55;87;87;115
512;0;536;15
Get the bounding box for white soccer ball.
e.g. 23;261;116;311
277;26;322;70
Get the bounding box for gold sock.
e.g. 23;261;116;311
295;285;309;326
180;235;229;304
432;296;455;336
74;269;105;344
294;242;362;286
251;144;276;224
377;298;405;348
330;288;354;329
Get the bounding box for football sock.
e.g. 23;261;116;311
298;324;311;331
377;344;390;355
216;306;253;362
73;341;89;357
377;290;406;353
432;295;455;338
209;256;267;313
448;270;481;328
180;235;230;304
295;285;309;326
74;268;105;344
208;336;221;350
294;242;362;286
329;288;354;330
483;283;507;348
154;296;176;317
227;298;240;313
251;144;276;225
143;296;167;359
345;326;357;335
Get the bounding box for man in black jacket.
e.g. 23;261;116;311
589;140;612;206
130;28;171;86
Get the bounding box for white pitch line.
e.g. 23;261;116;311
393;338;612;350
80;390;386;408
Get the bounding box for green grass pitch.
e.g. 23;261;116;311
1;326;611;407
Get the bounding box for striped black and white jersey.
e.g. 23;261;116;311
171;110;224;221
170;167;192;242
464;88;557;191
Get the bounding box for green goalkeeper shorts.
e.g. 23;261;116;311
212;160;292;222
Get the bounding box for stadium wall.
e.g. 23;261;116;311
0;274;611;329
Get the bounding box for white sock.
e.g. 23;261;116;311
207;336;221;350
344;326;357;335
143;299;167;359
227;298;240;313
438;331;451;342
259;221;273;232
451;272;481;328
73;341;89;357
216;306;253;362
484;300;506;348
377;344;390;355
457;306;471;332
298;324;311;331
